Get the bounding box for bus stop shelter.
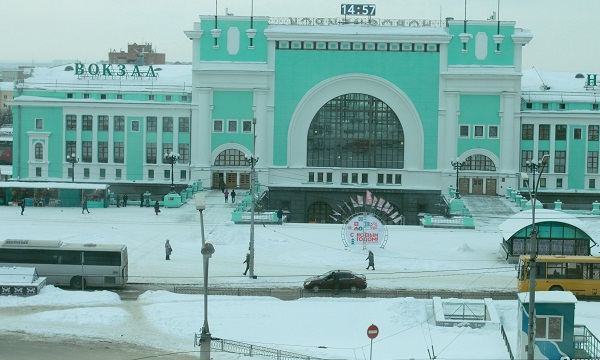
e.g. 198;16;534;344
0;181;110;208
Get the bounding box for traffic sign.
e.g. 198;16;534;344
367;324;379;339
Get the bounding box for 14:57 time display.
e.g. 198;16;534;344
341;4;376;16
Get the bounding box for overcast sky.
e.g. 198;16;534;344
3;0;598;72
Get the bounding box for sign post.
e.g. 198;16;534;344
367;324;379;360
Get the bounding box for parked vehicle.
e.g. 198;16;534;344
303;270;367;293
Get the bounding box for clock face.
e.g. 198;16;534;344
340;4;376;16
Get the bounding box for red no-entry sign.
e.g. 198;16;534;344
367;324;379;339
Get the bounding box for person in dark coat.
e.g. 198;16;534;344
123;194;128;207
82;198;90;214
165;239;172;260
140;193;144;208
154;200;160;215
224;189;229;203
19;199;25;215
231;190;236;203
243;252;250;275
277;209;284;224
116;194;120;208
366;250;375;270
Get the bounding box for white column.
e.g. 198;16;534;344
500;92;517;172
193;87;212;167
254;88;269;167
444;92;460;165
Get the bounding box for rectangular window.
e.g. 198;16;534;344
83;93;90;99
36;167;41;177
82;141;92;162
98;115;109;131
542;103;549;110
326;173;332;182
179;117;190;132
67;93;73;99
98;142;108;163
556;178;563;188
66;115;77;130
181;95;188;102
114;142;124;163
525;102;533;109
146;143;157;164
574;128;582;140
594;103;599;110
522;124;534;140
100;94;106;100
351;173;358;184
539;124;550;140
395;174;402;184
588;151;598;174
488;126;498;138
341;173;348;183
536;316;563;341
317;172;324;183
180;170;187;180
35;118;43;130
131;120;140;132
148;169;154;179
117;94;123;100
146;117;157;132
166;95;172;101
539;178;547;188
114;116;124;131
590;178;596;189
99;168;106;178
308;172;315;182
474;125;484;138
589;125;599;141
361;173;368;183
521;150;533;172
242;120;253;133
213;120;223;133
162;143;173;163
377;174;384;184
163;117;173;132
559;103;566;110
178;143;189;162
116;169;122;178
227;120;238;133
67;167;73;179
35;144;43;160
83;168;90;178
386;174;392;184
82;115;93;131
66;141;76;158
164;169;170;179
149;95;155;101
459;125;469;137
554;150;566;173
538;150;549;165
555;125;567;140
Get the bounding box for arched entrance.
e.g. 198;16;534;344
212;149;250;189
460;154;498;195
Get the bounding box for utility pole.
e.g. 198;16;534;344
245;118;258;279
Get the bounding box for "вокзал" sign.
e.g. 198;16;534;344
74;63;157;79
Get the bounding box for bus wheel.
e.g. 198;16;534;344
70;276;86;289
549;285;564;291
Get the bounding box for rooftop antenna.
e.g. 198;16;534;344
462;0;468;52
496;0;501;52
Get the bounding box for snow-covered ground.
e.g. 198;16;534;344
1;190;600;359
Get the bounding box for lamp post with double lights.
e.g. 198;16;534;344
66;153;78;183
521;154;550;360
450;158;466;198
164;151;180;193
245;117;258;279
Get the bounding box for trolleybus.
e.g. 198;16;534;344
0;239;128;288
517;255;600;296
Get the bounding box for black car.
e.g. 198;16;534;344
303;270;367;293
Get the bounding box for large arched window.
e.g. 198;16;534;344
307;202;334;223
307;93;404;169
214;149;246;166
463;154;496;171
34;143;43;160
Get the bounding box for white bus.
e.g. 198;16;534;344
0;239;128;288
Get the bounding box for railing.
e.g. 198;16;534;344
500;325;515;360
268;17;445;27
194;337;338;360
574;325;600;359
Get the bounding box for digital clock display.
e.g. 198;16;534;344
341;4;376;16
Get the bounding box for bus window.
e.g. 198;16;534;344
548;262;565;278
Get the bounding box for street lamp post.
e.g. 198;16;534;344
245;117;258;279
164;152;180;193
450;158;466;198
522;154;550;360
199;242;215;360
66;153;78;183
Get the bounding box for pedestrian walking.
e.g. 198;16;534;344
154;200;161;215
116;194;120;208
123;194;128;207
165;240;172;260
366;250;375;270
277;209;284;224
82;198;90;214
140;193;144;208
220;179;226;193
224;189;229;203
243;252;250;275
231;189;236;203
19;199;25;215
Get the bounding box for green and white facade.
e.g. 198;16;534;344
10;14;600;222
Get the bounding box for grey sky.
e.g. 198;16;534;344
3;0;598;72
